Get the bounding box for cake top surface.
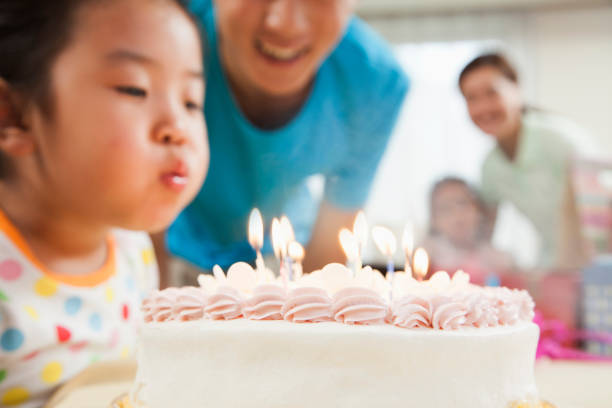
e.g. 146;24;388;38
142;262;535;330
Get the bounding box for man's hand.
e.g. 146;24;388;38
303;200;358;273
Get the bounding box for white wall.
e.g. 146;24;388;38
363;4;612;157
357;0;610;15
528;6;612;154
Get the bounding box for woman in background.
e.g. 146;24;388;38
459;53;587;271
422;177;514;285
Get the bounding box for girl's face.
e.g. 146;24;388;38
432;183;481;247
214;0;355;97
460;66;522;142
24;0;208;232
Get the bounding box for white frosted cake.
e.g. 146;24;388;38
127;263;544;408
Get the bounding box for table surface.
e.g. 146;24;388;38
45;359;612;408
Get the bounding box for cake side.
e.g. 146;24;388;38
131;320;540;408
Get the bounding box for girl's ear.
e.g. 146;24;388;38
0;78;35;157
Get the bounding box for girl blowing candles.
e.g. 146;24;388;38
0;0;208;405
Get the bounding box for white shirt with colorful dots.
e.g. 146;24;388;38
0;212;158;408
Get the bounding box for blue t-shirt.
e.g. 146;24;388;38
167;0;409;269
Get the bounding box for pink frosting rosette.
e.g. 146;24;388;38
143;288;182;322
493;288;522;325
516;289;536;322
174;286;207;321
200;262;260;320
331;286;389;325
392;295;432;328
462;292;499;328
281;286;332;323
205;285;244;320
244;283;287;320
142;297;154;323
430;295;468;330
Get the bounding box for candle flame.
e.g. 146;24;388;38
412;248;429;279
248;208;264;250
402;222;414;256
353;211;368;252
271;218;282;259
372;226;397;257
288;241;305;262
339;228;359;261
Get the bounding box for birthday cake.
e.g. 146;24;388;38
126;262;543;408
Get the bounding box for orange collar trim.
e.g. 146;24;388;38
0;209;116;287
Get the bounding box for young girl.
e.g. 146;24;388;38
421;177;514;285
0;0;208;406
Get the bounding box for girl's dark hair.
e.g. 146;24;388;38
458;53;518;88
0;0;195;178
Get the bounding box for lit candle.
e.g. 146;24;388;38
353;211;368;267
280;216;295;243
372;226;397;279
248;208;265;278
271;218;286;286
412;247;429;282
288;241;305;280
339;228;360;276
280;216;295;281
402;222;414;276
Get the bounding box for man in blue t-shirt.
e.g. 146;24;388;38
159;0;409;284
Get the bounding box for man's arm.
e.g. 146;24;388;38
303;58;408;272
303;201;358;273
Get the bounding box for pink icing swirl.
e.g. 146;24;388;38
392;295;432;328
281;287;332;323
143;288;181;322
493;288;522;325
430;295;468;330
174;287;207;321
204;285;244;320
142;297;154;323
243;284;287;320
462;292;499;328
516;289;536;322
331;287;389;325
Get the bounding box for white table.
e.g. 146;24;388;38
47;359;612;408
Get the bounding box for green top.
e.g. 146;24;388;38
481;112;576;268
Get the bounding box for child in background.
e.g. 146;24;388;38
0;0;208;406
421;177;513;285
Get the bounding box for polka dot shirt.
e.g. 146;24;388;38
0;211;158;407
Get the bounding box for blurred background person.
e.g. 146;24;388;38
421;177;514;285
459;53;588;271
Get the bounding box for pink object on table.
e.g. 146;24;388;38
534;311;612;362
